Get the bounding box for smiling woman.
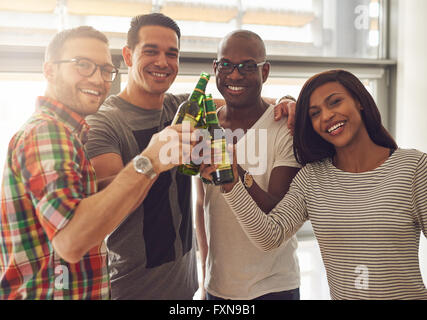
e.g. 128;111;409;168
309;82;366;149
220;69;427;300
294;69;397;167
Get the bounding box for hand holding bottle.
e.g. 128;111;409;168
142;123;196;174
172;72;210;176
200;143;239;192
202;95;234;185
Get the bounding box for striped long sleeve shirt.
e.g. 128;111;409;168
224;148;427;300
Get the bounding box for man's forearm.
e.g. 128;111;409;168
52;161;152;263
195;211;208;289
194;179;208;287
53;123;192;263
96;175;116;191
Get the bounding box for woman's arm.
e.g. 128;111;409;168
413;153;427;239
222;177;308;251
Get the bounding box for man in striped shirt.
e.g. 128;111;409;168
0;26;191;299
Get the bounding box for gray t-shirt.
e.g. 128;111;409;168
85;93;198;300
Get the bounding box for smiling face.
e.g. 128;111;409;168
47;37;112;116
214;33;269;109
308;81;368;150
125;25;179;96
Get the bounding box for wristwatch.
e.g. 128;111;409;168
219;170;253;193
133;155;157;180
243;171;254;189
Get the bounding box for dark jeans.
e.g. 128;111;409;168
206;288;300;300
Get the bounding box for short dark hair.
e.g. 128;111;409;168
293;69;397;166
127;13;181;50
45;26;109;62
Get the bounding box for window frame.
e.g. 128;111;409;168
0;44;396;133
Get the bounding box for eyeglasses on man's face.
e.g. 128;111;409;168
214;60;267;75
53;57;119;82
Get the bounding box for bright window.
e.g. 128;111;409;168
1;0;386;59
0;73;46;172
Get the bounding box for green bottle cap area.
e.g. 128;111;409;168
204;95;218;124
175;72;234;184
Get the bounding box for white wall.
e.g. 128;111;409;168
396;0;427;152
395;0;427;286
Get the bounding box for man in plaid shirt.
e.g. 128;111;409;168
0;26;192;299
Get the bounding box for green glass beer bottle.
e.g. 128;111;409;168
172;72;210;175
204;94;234;185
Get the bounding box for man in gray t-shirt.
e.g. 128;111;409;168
85;14;198;300
86;93;198;299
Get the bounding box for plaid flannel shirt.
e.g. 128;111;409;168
0;97;109;299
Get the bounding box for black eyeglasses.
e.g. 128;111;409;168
214;60;267;75
53;57;119;82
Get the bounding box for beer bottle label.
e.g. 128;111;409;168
172;113;198;126
212;139;232;170
182;114;198;126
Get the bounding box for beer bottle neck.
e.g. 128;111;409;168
190;73;210;103
205;101;219;125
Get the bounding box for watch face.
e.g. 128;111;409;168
133;155;156;179
135;156;149;170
